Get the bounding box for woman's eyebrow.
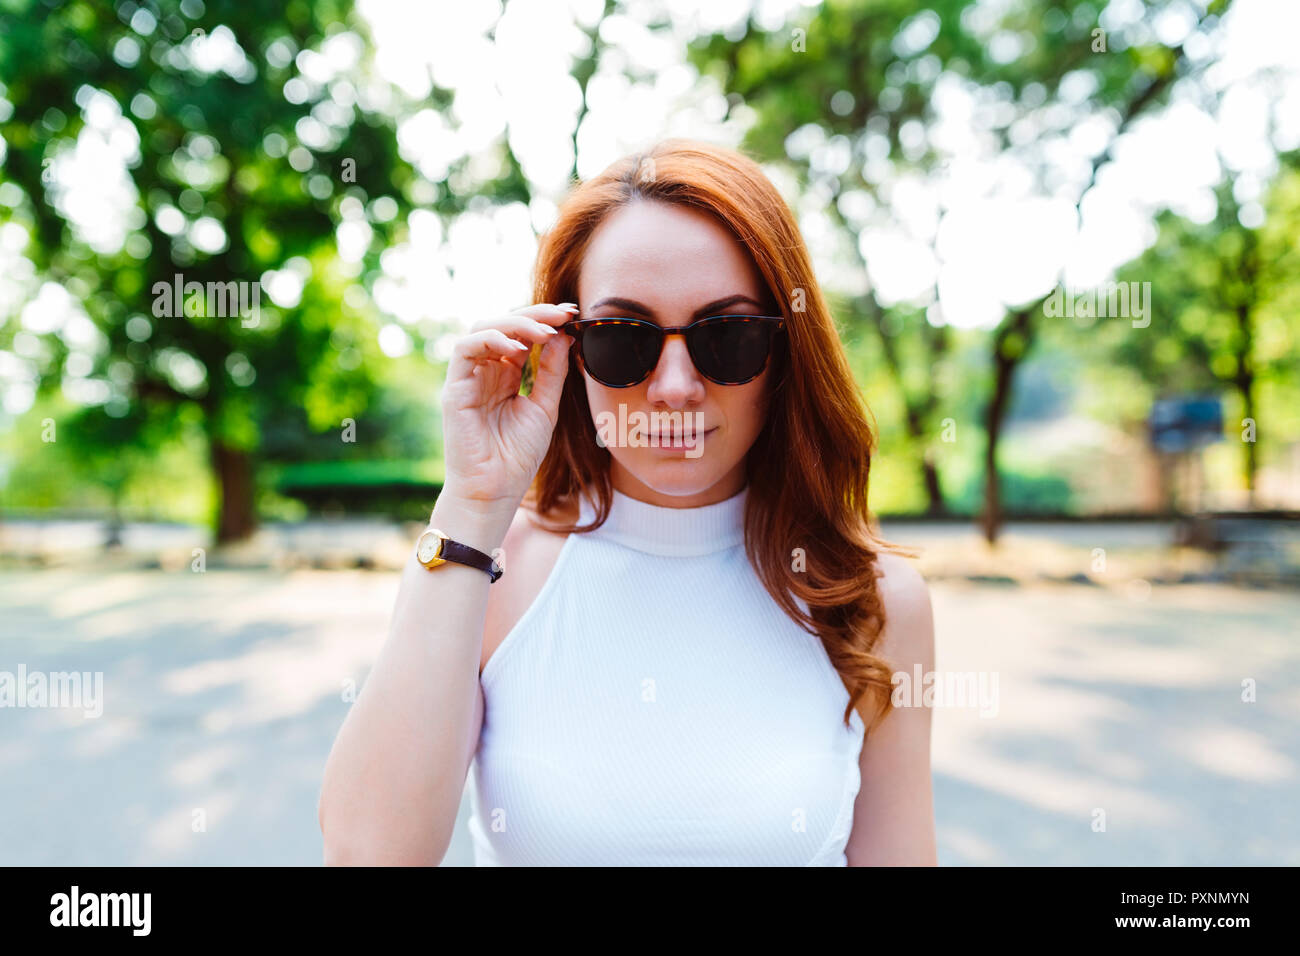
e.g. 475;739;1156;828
585;294;767;319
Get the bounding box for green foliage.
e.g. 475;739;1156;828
0;0;428;535
689;0;1289;521
949;466;1076;515
2;0;1295;531
0;393;213;520
1074;153;1300;430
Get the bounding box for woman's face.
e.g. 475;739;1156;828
575;199;778;508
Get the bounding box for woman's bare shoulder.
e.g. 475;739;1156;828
871;551;933;660
874;551;929;604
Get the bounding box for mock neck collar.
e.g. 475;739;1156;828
577;484;748;557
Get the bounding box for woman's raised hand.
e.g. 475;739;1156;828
439;302;577;508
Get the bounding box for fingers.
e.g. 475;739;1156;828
523;326;574;417
504;302;582;330
469;315;565;343
446;328;531;385
497;341;533;376
446;303;579;397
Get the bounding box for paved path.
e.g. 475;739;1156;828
1;569;1296;865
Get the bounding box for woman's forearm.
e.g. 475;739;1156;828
317;492;515;865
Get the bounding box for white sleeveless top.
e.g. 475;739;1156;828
466;484;866;866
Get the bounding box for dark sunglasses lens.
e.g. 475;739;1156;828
689;319;777;383
581;322;660;386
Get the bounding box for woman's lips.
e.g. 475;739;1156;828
647;427;717;448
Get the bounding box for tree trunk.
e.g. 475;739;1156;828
211;441;256;543
874;304;950;515
921;454;945;516
981;308;1034;544
980;365;1011;544
1232;216;1258;505
1236;305;1257;508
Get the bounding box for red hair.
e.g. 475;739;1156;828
524;139;898;734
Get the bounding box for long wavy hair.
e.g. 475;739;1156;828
523;138;898;734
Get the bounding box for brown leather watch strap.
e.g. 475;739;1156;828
437;536;503;582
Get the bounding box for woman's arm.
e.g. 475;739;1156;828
317;493;515;866
845;552;939;866
316;304;574;866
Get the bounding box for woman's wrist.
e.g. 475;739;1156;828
427;488;518;555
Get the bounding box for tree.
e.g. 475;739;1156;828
690;0;1235;536
0;0;417;541
1089;149;1300;504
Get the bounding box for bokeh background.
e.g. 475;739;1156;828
1;0;1297;866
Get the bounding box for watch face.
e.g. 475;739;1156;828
416;532;444;565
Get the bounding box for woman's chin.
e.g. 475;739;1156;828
616;454;734;501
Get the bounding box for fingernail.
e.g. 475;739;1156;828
557;302;579;312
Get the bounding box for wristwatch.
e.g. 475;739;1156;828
415;528;503;582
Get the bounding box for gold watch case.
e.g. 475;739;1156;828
415;528;449;569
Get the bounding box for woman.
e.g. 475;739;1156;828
319;139;937;866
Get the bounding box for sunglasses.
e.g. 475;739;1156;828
562;314;786;388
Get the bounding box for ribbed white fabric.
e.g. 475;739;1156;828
466;483;866;866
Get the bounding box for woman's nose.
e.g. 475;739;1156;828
645;334;705;405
